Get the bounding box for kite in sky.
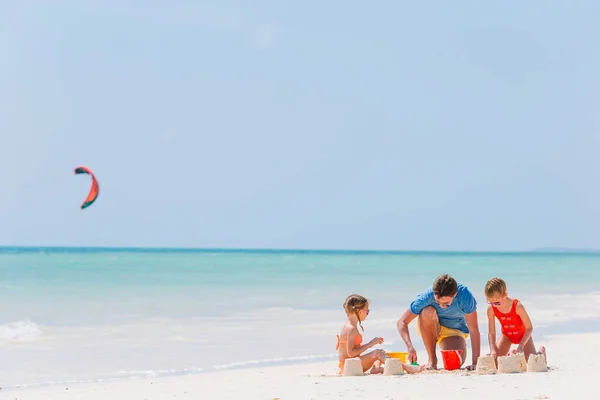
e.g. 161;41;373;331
74;166;100;209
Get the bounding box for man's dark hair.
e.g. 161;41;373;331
432;274;458;297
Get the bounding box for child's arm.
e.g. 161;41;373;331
486;306;499;357
345;328;383;358
515;302;534;353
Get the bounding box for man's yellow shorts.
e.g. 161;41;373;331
415;317;469;344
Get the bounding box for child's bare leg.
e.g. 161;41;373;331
495;335;512;357
360;349;386;374
523;337;547;365
523;337;537;362
371;360;384;374
402;362;425;374
539;346;547;363
493;335;512;367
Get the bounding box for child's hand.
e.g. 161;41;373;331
489;345;499;360
369;337;384;347
516;344;524;354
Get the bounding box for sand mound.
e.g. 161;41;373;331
342;358;364;376
498;353;526;373
476;355;497;375
383;358;404;375
527;353;548;372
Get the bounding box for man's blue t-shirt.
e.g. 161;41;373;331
409;283;477;334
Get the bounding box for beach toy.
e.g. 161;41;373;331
411;362;419;366
441;349;462;370
342;358;364;376
385;352;407;363
383;357;404;375
526;354;548;372
497;353;526;373
475;355;497;375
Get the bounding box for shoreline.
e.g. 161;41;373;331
8;331;599;400
3;307;600;390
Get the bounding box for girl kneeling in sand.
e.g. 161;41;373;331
484;277;547;363
337;294;424;375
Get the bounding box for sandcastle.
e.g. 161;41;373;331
383;358;404;376
475;355;497;375
342;358;364;376
526;353;548;372
497;353;527;373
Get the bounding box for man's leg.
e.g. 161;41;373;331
417;306;441;369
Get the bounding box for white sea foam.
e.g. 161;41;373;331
0;320;43;343
10;352;339;390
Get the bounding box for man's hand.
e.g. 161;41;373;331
465;364;476;371
407;344;417;363
397;309;418;362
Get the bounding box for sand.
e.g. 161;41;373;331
8;332;600;400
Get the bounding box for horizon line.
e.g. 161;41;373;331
0;245;599;254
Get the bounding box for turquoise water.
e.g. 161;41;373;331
1;247;600;387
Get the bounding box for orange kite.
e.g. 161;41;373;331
74;166;99;209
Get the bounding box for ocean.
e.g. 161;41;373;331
2;247;600;388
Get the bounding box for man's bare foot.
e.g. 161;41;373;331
424;361;438;370
403;363;425;374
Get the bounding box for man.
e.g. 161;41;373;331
396;274;480;370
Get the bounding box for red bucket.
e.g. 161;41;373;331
441;350;463;370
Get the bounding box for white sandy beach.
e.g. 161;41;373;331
8;331;599;400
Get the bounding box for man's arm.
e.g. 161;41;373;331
397;309;418;346
398;288;432;362
465;309;480;368
397;309;418;361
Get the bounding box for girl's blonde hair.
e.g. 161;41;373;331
343;294;368;332
485;277;507;297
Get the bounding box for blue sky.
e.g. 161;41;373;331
1;1;599;250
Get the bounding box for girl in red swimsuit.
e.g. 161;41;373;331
336;294;424;374
484;278;547;363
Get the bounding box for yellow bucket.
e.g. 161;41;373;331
386;352;407;363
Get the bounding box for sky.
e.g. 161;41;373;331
1;1;599;251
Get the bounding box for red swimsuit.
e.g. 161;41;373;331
492;299;526;345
